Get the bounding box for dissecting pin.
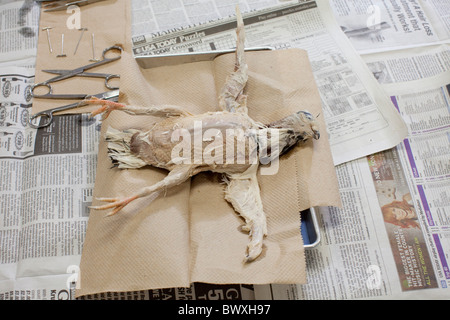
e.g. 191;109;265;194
90;33;100;62
73;27;88;55
42;27;53;53
57;34;67;57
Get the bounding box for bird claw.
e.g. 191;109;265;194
85;97;125;119
243;222;266;263
89;196;138;216
245;241;263;263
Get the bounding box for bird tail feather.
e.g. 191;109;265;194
105;127;147;169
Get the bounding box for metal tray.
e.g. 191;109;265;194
135;47;273;69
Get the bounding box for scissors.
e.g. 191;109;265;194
29;89;119;129
32;45;122;100
36;0;108;12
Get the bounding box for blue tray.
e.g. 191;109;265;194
300;207;321;248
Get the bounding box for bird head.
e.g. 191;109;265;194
269;110;320;140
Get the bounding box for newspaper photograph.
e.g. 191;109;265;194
368;149;438;291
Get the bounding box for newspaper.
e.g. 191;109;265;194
1;0;449;300
131;0;408;166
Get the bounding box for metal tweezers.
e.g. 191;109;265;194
35;0;107;12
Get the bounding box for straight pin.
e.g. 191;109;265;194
74;27;88;55
89;33;100;62
57;34;67;57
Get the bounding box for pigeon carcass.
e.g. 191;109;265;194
87;8;320;262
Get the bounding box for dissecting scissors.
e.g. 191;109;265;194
29;89;119;129
32;45;122;100
36;0;108;12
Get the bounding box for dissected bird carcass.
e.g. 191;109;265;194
87;8;320;262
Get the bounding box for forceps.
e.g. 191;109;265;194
29;89;119;129
32;45;122;100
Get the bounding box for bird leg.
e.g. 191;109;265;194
223;167;267;262
90;165;195;216
83;97;192;119
218;6;248;114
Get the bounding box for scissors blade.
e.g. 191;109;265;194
42;70;113;79
75;89;119;107
76;89;120;106
39;69;86;84
34;89;119;101
89;89;120;101
44;65;87;74
41;69;71;75
40;65;92;84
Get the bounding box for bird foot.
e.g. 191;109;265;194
84;97;125;119
244;241;263;263
89;195;138;216
243;222;266;263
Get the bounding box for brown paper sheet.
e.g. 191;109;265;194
33;1;341;297
75;48;341;296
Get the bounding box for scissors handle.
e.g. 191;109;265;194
28;100;83;129
71;46;122;72
105;74;120;90
102;45;123;61
29;111;54;129
84;46;122;70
